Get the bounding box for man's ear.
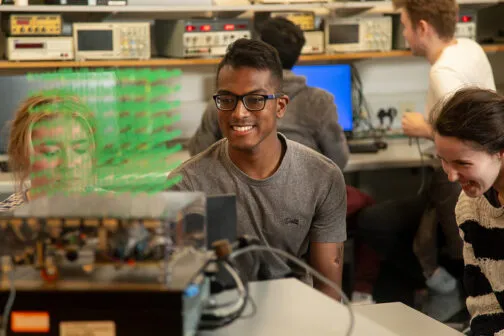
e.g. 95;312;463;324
498;149;504;159
417;19;430;36
276;95;289;119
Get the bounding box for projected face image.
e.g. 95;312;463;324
30;115;94;196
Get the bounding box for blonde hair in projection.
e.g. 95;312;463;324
7;93;95;193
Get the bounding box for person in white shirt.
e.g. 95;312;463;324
393;0;496;322
423;38;495;118
396;0;495;138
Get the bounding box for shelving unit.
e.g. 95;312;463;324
0;0;500;73
0;0;498;13
0;44;501;71
0;3;379;13
0;3;363;13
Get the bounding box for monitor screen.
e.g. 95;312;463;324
291;64;353;132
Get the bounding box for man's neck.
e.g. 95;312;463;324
426;38;457;65
228;134;284;180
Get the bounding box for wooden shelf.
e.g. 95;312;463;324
300;49;413;62
480;44;504;53
0;58;221;69
0;3;364;13
0;44;503;70
0;0;498;13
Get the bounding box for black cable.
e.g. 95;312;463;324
351;64;379;137
239;295;256;320
229;245;355;336
415;137;428;196
0;271;15;336
198;259;250;331
201;237;354;334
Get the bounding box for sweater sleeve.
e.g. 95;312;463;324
315;92;350;170
187;99;223;156
456;192;504;335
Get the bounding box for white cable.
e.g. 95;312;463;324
203;262;246;316
1;272;16;336
229;245;355;336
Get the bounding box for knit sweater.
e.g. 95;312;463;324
456;189;504;336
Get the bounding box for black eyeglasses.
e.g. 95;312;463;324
213;93;283;112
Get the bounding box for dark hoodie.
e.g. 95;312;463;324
187;70;349;170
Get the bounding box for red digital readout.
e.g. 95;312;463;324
15;43;44;49
460;15;472;22
200;25;211;32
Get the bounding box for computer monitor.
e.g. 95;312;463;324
206;194;237;249
291;64;353;132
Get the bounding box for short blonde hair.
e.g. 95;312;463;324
393;0;458;40
8;94;95;192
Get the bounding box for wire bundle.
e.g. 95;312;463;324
199;238;355;335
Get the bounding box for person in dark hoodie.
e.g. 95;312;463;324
187;17;349;170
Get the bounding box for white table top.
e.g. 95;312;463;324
345;138;437;173
199;278;462;336
354;302;463;336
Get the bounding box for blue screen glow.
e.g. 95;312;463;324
291;64;353;131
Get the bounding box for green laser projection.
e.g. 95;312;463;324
26;68;183;196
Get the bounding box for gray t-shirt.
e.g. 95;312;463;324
170;133;347;281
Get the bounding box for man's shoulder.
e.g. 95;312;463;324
457;38;486;53
172;139;225;175
300;86;334;102
289;87;335;120
287;138;341;174
434;39;487;70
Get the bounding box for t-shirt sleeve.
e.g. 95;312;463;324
168;167;195;191
310;167;347;243
187;100;222;156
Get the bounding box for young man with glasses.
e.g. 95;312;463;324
170;38;347;300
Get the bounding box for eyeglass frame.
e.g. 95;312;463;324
213;93;284;112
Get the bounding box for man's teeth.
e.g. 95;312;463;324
233;126;253;132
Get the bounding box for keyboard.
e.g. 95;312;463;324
348;139;388;154
349;142;380;154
